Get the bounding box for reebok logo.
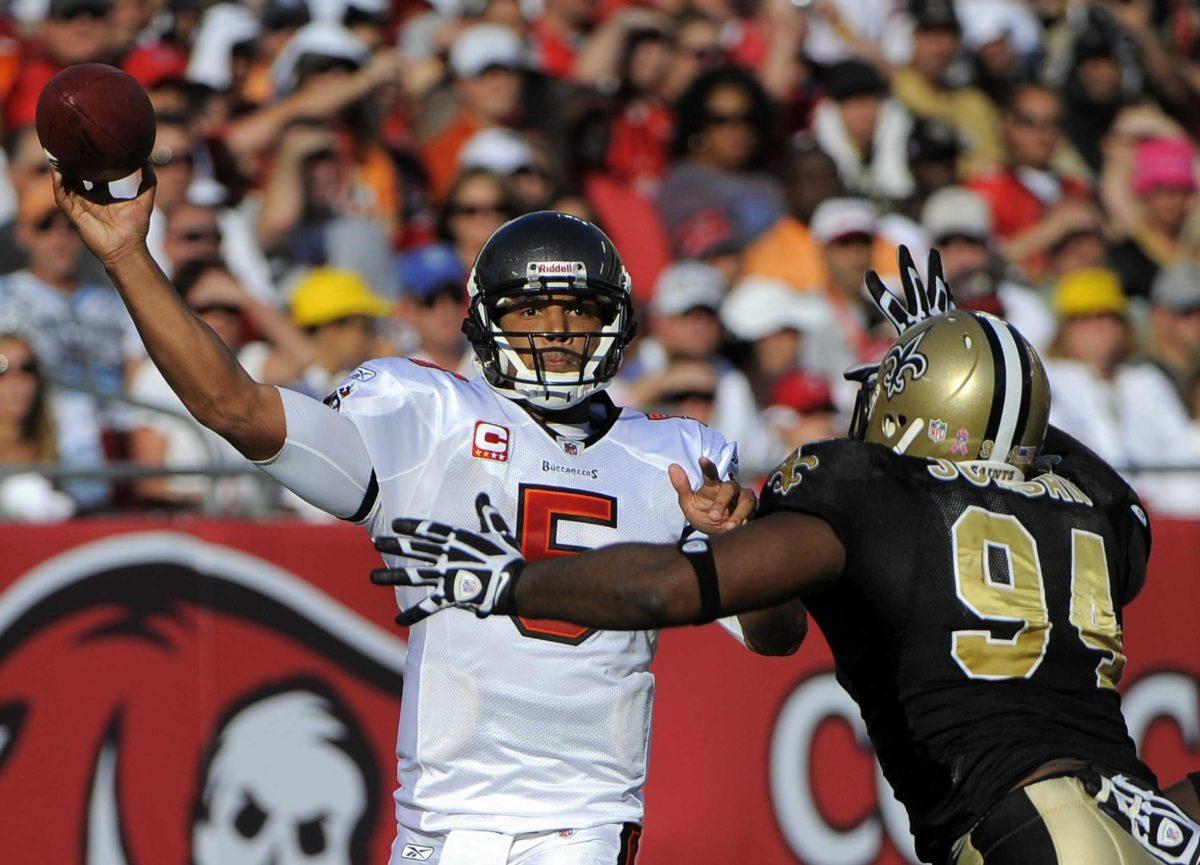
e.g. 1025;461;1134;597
400;844;434;860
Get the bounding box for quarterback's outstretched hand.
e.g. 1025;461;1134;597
371;494;526;626
669;457;756;532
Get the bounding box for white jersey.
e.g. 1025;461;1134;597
328;358;736;835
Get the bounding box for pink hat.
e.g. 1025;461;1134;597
1132;137;1197;196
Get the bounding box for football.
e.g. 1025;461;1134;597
35;63;156;184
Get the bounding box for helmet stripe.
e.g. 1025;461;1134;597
978;316;1025;460
978;317;1006;453
1007;321;1034;455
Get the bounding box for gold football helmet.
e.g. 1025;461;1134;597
848;248;1051;477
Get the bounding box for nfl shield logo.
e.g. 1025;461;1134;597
562;440;580;457
928;419;948;444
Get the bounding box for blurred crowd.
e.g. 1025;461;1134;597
2;0;1200;519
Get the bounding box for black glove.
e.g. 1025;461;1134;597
371;494;526;626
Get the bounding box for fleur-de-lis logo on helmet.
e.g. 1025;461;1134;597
881;331;929;398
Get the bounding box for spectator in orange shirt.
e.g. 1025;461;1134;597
967;83;1094;279
422;25;527;202
742;136;898;294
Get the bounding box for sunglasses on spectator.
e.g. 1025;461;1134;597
191;303;240;316
334;315;377;331
663;389;716;404
343;7;387;27
175;228;222;243
33;213;70;233
0;357;39;376
936;233;986;246
152;147;194;167
686;46;722;63
449;202;509;218
296;56;360;78
418;285;466;307
704;110;752;127
1011;111;1061;131
629;27;673;47
52;5;107;20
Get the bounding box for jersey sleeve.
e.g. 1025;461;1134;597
699;423;739;481
1040;425;1152;603
322;358;451;479
695;423;750;646
256;358;452;523
757;439;875;558
254;387;377;522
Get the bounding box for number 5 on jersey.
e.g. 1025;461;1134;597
512;484;618;645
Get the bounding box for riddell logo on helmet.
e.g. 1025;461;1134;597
529;261;586;278
472;421;511;462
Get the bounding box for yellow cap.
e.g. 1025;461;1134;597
1053;268;1128;319
290;268;392;328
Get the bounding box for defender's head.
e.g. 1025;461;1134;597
850;247;1051;479
463;211;636;411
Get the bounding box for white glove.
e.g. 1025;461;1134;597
371;494;526;626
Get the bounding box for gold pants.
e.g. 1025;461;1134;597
954;776;1160;865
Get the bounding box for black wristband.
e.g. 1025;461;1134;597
678;536;721;625
1188;771;1200;801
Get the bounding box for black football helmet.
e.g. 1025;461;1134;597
463;211;636;410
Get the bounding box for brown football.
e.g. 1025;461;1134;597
35;63;156;183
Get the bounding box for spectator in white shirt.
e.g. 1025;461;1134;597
612;260;775;472
0;331;76;522
1145;262;1200;411
0;181;141;510
1044;267;1200;516
920;186;1055;352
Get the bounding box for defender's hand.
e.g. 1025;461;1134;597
50;165;157;269
670;457;757;533
865;245;954;336
371;494;526;626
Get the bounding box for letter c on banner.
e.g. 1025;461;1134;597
1122;671;1200;752
769;672;920;865
769;673;881;865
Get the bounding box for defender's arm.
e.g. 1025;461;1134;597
513;511;844;629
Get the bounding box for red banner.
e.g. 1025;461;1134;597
0;518;1196;864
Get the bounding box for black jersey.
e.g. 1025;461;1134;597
758;434;1154;864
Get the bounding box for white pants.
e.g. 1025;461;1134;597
390;823;642;865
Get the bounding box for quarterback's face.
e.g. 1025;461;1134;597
497;294;605;373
